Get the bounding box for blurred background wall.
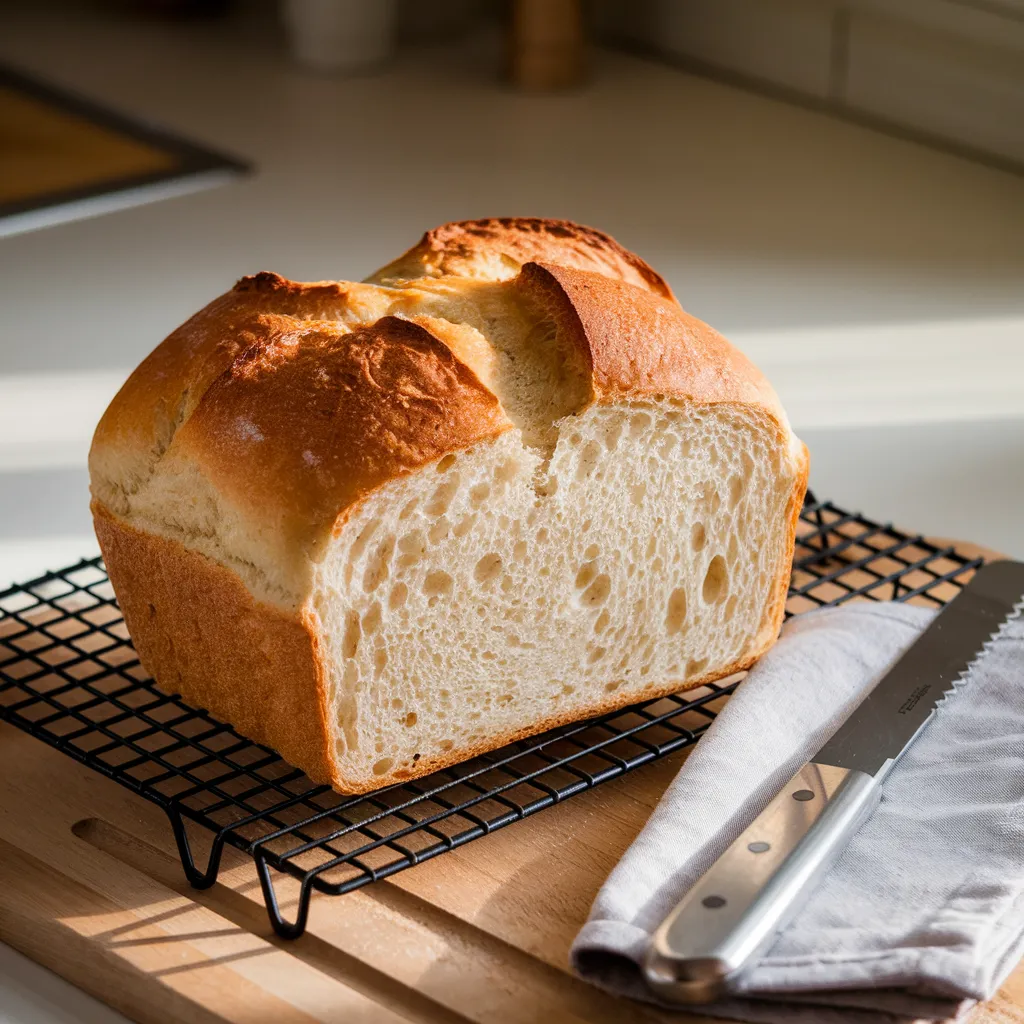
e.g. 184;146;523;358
595;0;1024;169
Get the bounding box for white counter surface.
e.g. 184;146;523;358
1;3;1023;1020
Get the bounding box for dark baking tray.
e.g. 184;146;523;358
0;492;982;938
0;64;248;236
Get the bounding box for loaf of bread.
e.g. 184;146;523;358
89;218;808;793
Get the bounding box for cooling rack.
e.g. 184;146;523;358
0;492;983;938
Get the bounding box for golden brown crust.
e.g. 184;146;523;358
367;217;676;301
517;261;790;426
92;502;337;787
90;273;362;511
170;313;511;562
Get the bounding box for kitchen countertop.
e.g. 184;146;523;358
1;3;1023;1019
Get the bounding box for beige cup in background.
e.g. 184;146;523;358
281;0;398;73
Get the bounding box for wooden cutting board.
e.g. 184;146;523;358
1;544;1021;1024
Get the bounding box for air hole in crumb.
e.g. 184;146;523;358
453;513;476;538
686;657;709;677
601;415;625;450
501;577;514;592
724;594;738;621
584;543;600;560
391;697;403;708
512;540;528;561
691;522;707;552
575;561;598;590
350;518;380;560
703;556;728;604
399;499;418;520
495;459;520;484
362;536;395;592
580;574;611;608
373;757;393;776
728;474;743;510
428;518;450;545
594;609;611;634
474;553;503;584
577;440;601;480
534;472;558;498
605;680;622;692
374;647;387;675
536;527;550;543
727;533;739;563
651;556;664;573
404;712;417;727
646;535;657;558
630;483;646;508
424;571;454;599
437;453;457;473
426;476;460;516
470;482;491;506
342;611;361;659
397;530;426;569
363;602;382;635
389;582;408;610
630;411;652;437
439;739;454;751
589;646;607;663
665;588;687;635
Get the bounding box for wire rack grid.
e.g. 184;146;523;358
0;492;983;938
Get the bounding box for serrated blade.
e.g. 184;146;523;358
814;560;1024;777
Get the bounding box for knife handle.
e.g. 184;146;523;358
643;761;882;1004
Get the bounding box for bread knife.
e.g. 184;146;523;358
643;559;1024;1004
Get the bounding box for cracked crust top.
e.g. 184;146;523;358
366;216;676;301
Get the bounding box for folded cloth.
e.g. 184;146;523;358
571;601;1024;1024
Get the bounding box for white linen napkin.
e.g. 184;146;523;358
571;601;1024;1023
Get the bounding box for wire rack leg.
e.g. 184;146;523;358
255;852;312;940
166;806;224;889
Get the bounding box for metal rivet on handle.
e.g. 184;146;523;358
702;895;727;909
748;841;770;853
793;789;815;801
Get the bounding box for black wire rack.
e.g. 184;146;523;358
0;492;983;939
